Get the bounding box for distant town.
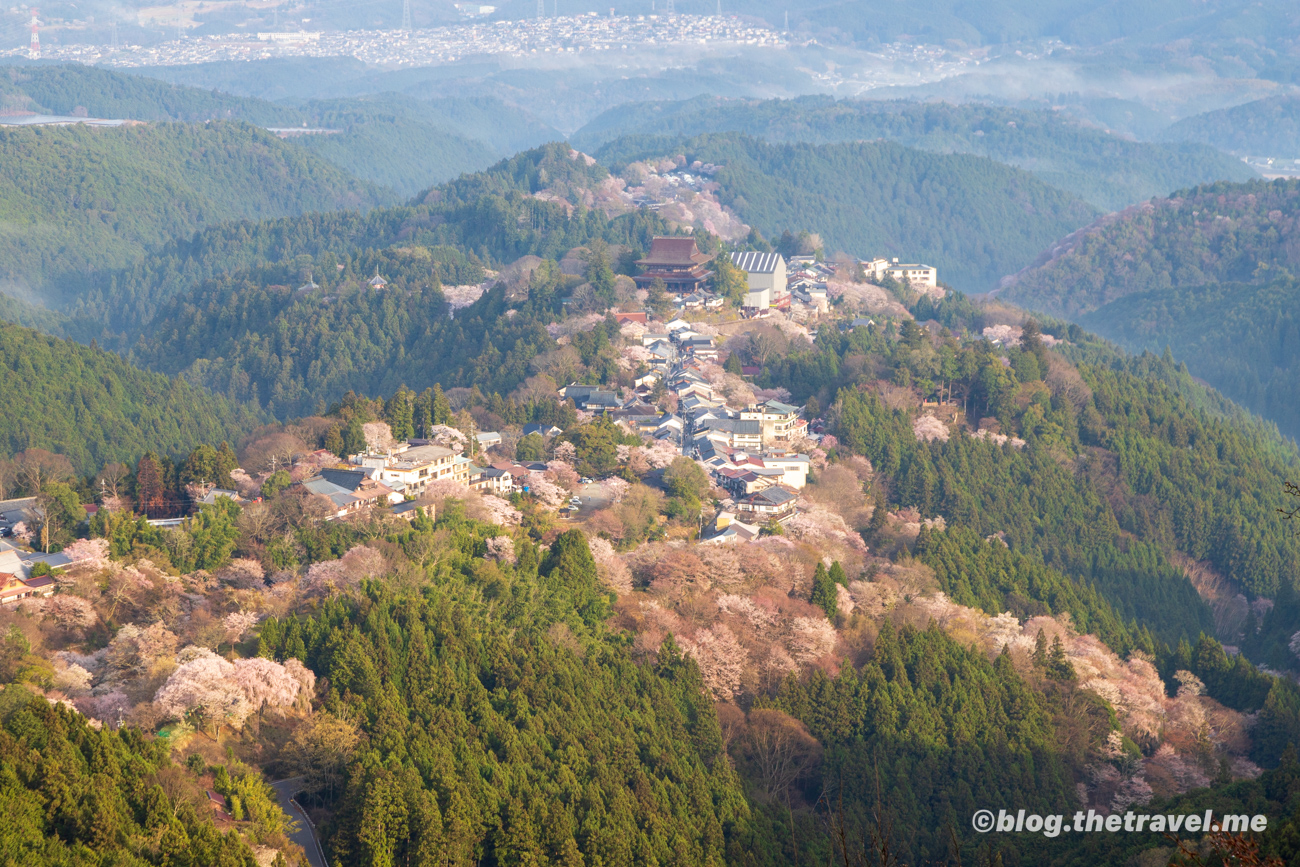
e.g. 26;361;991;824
4;13;786;68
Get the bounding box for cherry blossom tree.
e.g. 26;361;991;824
485;536;517;563
154;648;252;736
912;414;951;443
788;616;837;663
587;536;632;593
477;494;523;527
106;623;179;679
284;658;316;711
217;558;265;590
363;422;395;453
53;661;93;694
679;623;746;700
524;471;567;507
232;657;304;720
59;539;111;572
44;595;99;637
222;611;260;650
340;546;386;581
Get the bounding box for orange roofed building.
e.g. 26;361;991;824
634;237;715;293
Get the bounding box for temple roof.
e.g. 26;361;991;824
637;236;714;267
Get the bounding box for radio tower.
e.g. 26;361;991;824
28;8;40;59
537;0;544;18
401;0;412;31
664;0;673;14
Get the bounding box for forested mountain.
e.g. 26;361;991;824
0;63;295;124
10;144;660;415
1076;278;1300;439
575;96;1254;211
999;178;1300;437
0;691;269;865
999;178;1300;317
598;132;1097;289
0;120;388;299
0;319;265;474
0;64;558;203
1164;94;1300;156
289;95;552;197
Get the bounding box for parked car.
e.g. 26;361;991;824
580;477;594;485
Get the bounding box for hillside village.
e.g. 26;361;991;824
0;234;943;586
265;236;942;544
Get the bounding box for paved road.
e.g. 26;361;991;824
270;777;327;867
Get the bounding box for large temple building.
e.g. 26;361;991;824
633;236;715;293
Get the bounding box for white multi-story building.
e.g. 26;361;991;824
351;443;462;498
739;399;807;445
862;257;938;288
731;251;788;310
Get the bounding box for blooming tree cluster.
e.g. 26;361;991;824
362;422;395;453
154;648;311;732
913;414;951;443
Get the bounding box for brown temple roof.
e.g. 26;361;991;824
637;237;714;267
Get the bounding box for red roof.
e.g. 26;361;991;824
637;237;713;267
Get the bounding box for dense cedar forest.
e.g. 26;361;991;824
289;94;558;196
0;320;264;475
770;307;1300;641
0;692;272;865
0;65;552;199
1164;94;1300;157
5;63;1300;867
0;120;388;295
0;63;297;125
999;179;1300;318
30;143;656;350
1001;178;1300;439
573;96;1254;211
1078;276;1300;439
596;133;1097;290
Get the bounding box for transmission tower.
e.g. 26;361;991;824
401;0;412;31
537;0;544;18
664;0;673;14
28;8;39;59
716;0;720;13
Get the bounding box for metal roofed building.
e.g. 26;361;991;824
730;251;787;310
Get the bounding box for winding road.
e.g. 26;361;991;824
270;777;327;867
